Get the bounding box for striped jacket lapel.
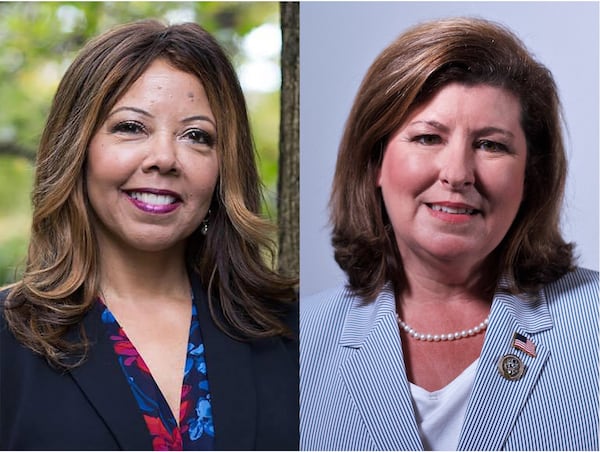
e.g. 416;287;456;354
339;287;423;451
458;290;552;450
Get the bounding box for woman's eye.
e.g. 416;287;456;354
413;134;442;146
183;128;215;147
476;140;508;153
110;121;145;135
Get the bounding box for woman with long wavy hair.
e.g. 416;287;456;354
1;20;297;450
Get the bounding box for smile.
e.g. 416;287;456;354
124;190;182;214
427;204;480;215
128;191;177;206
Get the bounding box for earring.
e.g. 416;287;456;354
200;209;211;236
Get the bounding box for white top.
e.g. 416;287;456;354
409;359;479;451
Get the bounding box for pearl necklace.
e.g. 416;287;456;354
396;314;489;342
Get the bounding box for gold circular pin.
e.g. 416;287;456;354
498;354;525;380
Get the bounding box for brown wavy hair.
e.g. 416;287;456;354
330;17;574;302
3;20;297;369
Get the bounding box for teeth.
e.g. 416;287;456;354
129;192;176;205
430;204;475;215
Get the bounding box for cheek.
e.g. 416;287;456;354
86;141;124;184
86;154;128;192
481;161;526;211
379;151;435;195
187;156;219;197
492;160;524;185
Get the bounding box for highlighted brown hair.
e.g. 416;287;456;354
4;20;296;369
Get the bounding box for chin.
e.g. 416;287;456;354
421;238;485;262
120;233;187;254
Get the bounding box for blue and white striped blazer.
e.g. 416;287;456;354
300;267;599;450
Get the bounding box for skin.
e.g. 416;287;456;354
377;83;527;391
87;59;218;257
86;58;219;420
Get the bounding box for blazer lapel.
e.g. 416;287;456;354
69;301;152;450
339;287;423;451
191;274;257;451
458;290;552;450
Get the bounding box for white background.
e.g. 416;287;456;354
300;1;599;296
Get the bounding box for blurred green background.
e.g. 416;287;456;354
0;2;282;285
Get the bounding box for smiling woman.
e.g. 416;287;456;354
300;16;598;451
0;20;298;451
87;60;219;255
378;84;527;272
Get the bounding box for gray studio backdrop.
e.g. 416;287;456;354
300;1;599;296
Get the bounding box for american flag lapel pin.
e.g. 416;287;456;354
512;332;537;358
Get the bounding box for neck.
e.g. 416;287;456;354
399;250;498;306
397;252;496;332
97;242;190;304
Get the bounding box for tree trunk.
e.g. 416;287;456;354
277;2;299;279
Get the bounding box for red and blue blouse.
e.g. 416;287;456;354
101;301;215;450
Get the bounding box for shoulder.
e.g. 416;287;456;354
0;287;37;380
539;267;598;346
0;287;12;333
262;301;298;367
300;284;358;353
301;284;356;329
545;266;598;291
281;298;299;338
543;267;598;313
0;284;19;320
0;286;10;308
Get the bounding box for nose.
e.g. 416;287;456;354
438;140;475;189
142;133;179;175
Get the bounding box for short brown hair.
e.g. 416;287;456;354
330;17;574;301
5;20;296;369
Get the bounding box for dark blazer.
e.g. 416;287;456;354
0;275;299;451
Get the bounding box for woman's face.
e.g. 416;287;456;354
377;83;527;270
86;58;219;255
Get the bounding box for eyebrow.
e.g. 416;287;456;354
108;106;216;127
182;115;216;128
409;120;450;133
408;120;515;139
475;126;515;139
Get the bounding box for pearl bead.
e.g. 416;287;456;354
396;314;490;342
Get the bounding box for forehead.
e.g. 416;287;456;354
105;58;217;127
405;82;523;127
119;59;207;100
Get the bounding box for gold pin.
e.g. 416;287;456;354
498;354;525;381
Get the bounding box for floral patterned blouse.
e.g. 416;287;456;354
101;300;215;450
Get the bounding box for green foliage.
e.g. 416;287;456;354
0;2;281;285
0;235;28;285
0;156;33;284
0;157;33;212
